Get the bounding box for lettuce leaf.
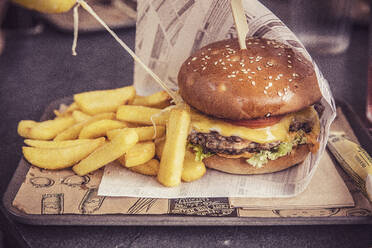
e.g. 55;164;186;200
246;131;307;168
187;143;213;162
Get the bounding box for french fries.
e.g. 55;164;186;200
116;105;169;125
54;112;115;141
72;110;91;122
12;0;77;13
118;141;155;167
18;87;211;187
131;91;172;109
129;159;159;176
154;137;165;159
107;126;165;141
18;116;75;140
79;119;128;139
182;150;206;182
24;139;95;149
74;86;135;115
23;137;105;170
73;129;138;176
157;107;191;187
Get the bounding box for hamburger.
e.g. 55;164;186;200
177;37;322;174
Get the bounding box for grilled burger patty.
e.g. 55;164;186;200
187;120;313;155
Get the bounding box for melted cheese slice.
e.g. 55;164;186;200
190;106;319;144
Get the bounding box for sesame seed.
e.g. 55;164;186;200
251;71;256;74
257;66;262;71
289;79;293;82
268;76;273;79
225;45;230;47
249;57;254;59
247;42;252;45
293;73;299;77
193;69;198;72
229;64;233;67
214;61;218;65
250;61;254;64
201;52;205;55
268;82;273;87
265;86;269;89
223;67;227;70
264;90;268;94
278;91;283;96
239;78;243;81
287;55;291;58
265;113;271;117
207;48;211;51
261;46;265;48
187;62;191;65
221;62;225;65
243;71;248;74
288;65;292;68
192;57;197;61
288;60;292;64
227;58;231;61
248;76;252;79
251;81;256;86
297;58;302;61
278;53;282;56
219;59;222;62
202;67;206;70
231;74;236;77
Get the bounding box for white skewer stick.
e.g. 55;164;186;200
230;0;249;50
76;0;182;105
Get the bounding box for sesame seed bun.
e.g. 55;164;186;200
178;38;322;120
203;145;310;175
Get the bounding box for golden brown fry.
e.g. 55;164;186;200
54;112;115;141
128;159;159;176
24;138;95;149
181;150;206;182
72;129;138;176
116;105;169;125
154;137;165;159
79;119;128;139
18;116;75;140
74;86;135;115
72;110;91;122
118;141;155;167
107;126;165;141
17;120;37;138
157;107;191;187
131;91;172;109
22;137;105;170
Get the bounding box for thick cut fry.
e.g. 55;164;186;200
128;159;159;176
118;141;155;167
79;119;128;139
157;108;191;187
116;105;169;125
24;138;96;149
22;137;105;170
131;91;172;109
154;138;165;159
73;129;138;176
54;113;115;141
182;150;207;182
18;116;75;140
74;86;135;115
12;0;76;13
107;126;165;141
17;120;37;138
72;110;91;122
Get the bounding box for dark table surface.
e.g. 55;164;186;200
0;9;372;248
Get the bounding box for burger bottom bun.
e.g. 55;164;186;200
203;145;310;175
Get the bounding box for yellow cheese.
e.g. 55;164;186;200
190;106;318;144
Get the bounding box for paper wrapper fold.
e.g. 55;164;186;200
99;0;337;198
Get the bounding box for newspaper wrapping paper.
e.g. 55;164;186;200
98;0;337;198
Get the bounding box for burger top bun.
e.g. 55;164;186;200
178;38;322;120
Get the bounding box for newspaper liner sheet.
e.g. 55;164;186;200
98;0;336;198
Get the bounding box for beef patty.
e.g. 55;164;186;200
188;120;313;155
